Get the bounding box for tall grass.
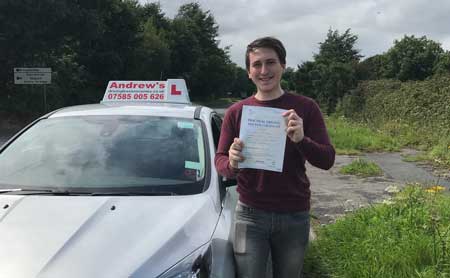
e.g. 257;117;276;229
326;115;450;169
304;185;450;277
326;116;400;154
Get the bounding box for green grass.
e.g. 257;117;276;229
326;116;450;171
403;154;429;163
429;142;450;169
326;116;401;155
339;158;383;177
304;185;450;278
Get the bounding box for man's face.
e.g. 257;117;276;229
247;47;285;95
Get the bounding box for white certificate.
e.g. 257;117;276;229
238;105;287;172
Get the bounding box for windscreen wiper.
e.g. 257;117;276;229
0;188;91;195
90;191;177;196
0;188;177;196
0;188;23;193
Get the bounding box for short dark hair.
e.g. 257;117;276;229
245;37;286;70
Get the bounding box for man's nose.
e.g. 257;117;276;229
261;63;269;74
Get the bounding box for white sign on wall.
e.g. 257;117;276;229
14;68;52;84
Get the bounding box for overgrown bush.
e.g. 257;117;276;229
336;75;450;167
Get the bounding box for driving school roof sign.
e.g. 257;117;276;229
14;68;52;84
102;79;190;104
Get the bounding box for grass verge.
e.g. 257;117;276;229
339;158;383;177
326;116;400;155
326;116;450;172
304;185;450;278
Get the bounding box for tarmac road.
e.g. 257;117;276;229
309;150;450;224
307;155;395;224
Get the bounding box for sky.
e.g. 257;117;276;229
139;0;450;68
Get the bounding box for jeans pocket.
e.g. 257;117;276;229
236;203;256;222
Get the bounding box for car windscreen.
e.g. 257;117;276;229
0;115;206;195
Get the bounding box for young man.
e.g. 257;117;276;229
215;37;335;278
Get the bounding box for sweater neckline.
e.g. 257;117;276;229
251;91;288;105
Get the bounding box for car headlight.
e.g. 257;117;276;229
159;245;209;278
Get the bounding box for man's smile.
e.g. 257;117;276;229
259;76;274;82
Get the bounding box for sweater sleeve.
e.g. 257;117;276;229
214;108;239;178
296;100;335;170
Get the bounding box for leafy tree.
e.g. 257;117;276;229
128;19;171;80
295;61;317;98
168;18;202;80
77;0;142;85
175;3;220;56
314;61;357;113
315;29;362;65
295;29;361;113
356;54;388;80
0;0;85;114
129;1;171;81
384;35;443;81
433;51;450;76
139;2;170;31
230;66;255;98
169;3;232;100
281;67;296;91
0;0;239;118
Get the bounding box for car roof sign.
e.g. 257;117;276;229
101;79;190;104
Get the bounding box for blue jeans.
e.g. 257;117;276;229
233;201;310;278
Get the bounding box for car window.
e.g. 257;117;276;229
0;115;206;194
211;114;222;150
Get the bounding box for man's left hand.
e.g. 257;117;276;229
282;109;304;143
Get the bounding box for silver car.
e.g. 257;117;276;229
0;80;237;278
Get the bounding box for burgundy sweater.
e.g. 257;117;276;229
214;92;335;212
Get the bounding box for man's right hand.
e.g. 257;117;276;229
228;138;245;169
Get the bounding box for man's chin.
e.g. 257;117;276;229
257;82;273;90
257;87;277;95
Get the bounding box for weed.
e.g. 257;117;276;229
339;158;383;177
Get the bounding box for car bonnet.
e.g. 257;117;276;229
0;193;218;278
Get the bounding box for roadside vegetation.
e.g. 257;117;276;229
318;75;450;275
326;116;400;155
193;97;241;108
333;75;450;171
339;158;383;177
304;185;450;277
